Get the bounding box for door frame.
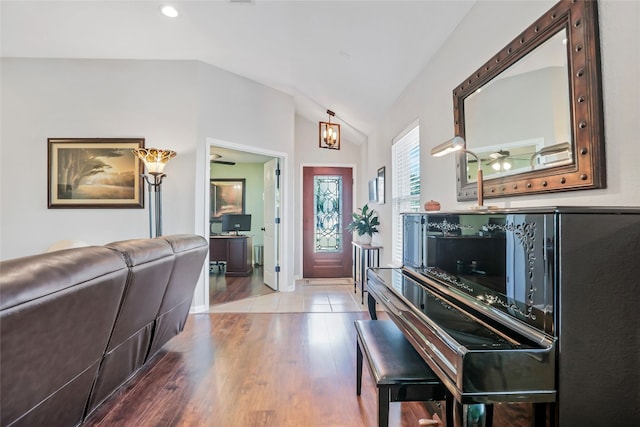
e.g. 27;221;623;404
192;137;288;313
298;162;357;280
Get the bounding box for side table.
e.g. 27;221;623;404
352;241;382;305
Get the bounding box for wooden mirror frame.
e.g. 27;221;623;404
453;0;605;201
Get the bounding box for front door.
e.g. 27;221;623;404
302;167;353;278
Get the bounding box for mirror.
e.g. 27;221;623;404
453;0;605;201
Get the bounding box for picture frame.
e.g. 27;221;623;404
210;178;246;222
377;166;385;204
368;178;378;204
48;138;145;208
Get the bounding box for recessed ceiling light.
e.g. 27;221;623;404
161;6;178;18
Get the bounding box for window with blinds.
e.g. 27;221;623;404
391;123;421;265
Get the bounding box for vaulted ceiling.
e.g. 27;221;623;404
1;0;475;142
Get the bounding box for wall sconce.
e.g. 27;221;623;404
132;148;177;238
319;110;340;150
530;142;572;168
431;136;484;208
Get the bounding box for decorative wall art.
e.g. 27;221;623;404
368;178;378;204
210;178;246;222
48;138;145;208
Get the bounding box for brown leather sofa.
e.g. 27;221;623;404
0;234;208;427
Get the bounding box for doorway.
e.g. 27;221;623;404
302;166;353;278
207;142;283;306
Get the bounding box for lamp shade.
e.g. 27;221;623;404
133;148;177;174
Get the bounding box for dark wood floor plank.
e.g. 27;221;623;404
210;266;275;306
83;312;435;427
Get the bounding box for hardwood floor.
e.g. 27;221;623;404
210;265;275;305
83;312;439;427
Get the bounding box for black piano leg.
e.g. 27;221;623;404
484;405;493;426
368;293;377;320
454;401;492;427
533;402;552;427
446;393;454;427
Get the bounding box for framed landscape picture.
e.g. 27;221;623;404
210;178;245;222
48;138;145;208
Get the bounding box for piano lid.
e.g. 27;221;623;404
382;268;538;350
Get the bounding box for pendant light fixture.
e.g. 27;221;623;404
319;110;340;150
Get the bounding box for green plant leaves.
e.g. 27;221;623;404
347;204;379;236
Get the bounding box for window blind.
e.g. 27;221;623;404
391;123;421;265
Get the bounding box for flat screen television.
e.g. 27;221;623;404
221;214;252;235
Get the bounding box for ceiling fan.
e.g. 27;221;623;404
487;150;512;172
210;154;235;166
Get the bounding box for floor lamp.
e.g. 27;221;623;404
133;148;177;238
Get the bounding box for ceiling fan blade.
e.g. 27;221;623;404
212;160;236;165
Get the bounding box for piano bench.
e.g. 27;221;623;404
355;320;451;427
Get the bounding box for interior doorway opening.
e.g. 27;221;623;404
205;139;284;307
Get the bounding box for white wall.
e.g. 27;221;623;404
0;59;198;258
0;58;296;305
368;0;640;267
293;114;363;278
194;62;296;294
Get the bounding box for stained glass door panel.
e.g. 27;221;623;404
314;175;342;253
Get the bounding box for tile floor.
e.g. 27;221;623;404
210;280;372;313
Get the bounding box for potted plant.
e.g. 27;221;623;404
347;204;380;245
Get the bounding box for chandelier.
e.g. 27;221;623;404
319;110;340;150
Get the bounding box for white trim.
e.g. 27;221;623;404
192;136;209;313
189;304;208;314
208;139;288;160
208;138;290;290
298;162;358;279
392;118;420;145
191;137;290;314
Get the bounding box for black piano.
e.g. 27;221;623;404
367;207;640;426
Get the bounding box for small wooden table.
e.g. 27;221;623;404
352;241;382;305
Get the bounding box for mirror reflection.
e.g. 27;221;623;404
463;29;571;182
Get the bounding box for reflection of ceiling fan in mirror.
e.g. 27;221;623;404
487;150;512;172
210;154;236;166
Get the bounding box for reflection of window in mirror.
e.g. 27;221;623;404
463;29;572;181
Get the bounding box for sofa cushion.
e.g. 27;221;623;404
86;238;176;414
0;247;128;427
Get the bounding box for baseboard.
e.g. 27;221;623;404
189;304;208;314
